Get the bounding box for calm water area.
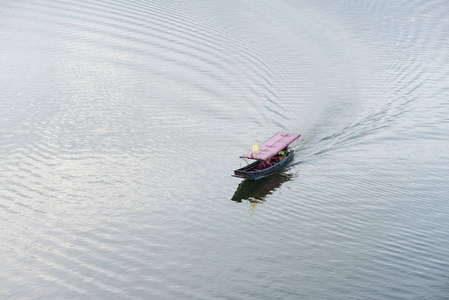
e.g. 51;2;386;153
1;0;449;299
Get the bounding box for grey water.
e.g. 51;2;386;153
1;0;449;299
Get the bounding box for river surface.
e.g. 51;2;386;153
1;1;449;299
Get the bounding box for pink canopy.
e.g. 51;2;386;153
240;132;301;161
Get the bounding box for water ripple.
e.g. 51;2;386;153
2;0;449;299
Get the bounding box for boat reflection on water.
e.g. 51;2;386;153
231;172;295;203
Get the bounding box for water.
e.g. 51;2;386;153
1;0;449;299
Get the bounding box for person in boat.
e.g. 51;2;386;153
277;148;287;159
267;156;277;164
268;149;286;164
258;160;272;169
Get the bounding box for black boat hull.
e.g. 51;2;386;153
233;150;295;180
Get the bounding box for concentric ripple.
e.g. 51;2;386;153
1;0;449;299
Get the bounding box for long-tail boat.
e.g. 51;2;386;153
233;132;301;180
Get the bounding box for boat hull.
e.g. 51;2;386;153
233;150;295;180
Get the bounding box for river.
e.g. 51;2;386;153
1;0;449;299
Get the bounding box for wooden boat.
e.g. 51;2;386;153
233;132;301;180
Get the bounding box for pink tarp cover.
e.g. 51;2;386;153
240;132;301;160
